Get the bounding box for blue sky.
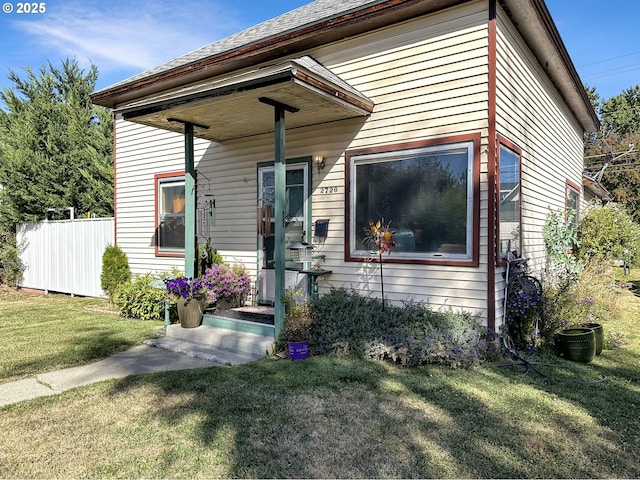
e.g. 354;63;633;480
0;0;637;102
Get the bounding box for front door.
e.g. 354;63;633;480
258;161;310;303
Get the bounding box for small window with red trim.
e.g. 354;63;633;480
498;143;521;259
156;175;185;253
566;181;580;230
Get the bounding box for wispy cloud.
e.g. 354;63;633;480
12;0;243;73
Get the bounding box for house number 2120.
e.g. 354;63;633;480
320;186;338;194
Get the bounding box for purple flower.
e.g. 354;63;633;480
165;276;215;304
201;263;252;304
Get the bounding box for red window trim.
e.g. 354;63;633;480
344;133;480;267
154;171;185;258
496;135;523;266
565;179;581;212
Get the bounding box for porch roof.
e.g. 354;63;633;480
114;56;374;142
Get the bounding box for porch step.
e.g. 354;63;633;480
145;325;275;366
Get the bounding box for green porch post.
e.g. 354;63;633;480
273;105;286;338
184;122;196;278
259;97;298;338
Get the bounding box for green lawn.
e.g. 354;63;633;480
0;288;163;383
0;286;639;478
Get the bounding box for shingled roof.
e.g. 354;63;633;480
91;0;598;131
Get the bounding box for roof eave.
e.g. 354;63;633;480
500;0;600;133
91;0;469;108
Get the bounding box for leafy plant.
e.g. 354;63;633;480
283;302;312;342
308;288;494;368
100;244;131;301
202;262;251;307
539;261;621;346
0;230;24;287
112;273;167;321
576;200;640;266
543;208;583;287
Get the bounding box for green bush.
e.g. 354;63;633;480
0;231;24;287
540;261;622;346
112;274;167;321
308;288;495;368
576;201;640;266
543;208;583;287
100;244;131;300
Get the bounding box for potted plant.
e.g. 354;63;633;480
201;262;252;310
282;300;312;361
165;276;215;328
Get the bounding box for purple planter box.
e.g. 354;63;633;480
288;341;308;361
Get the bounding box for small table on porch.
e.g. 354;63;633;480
299;269;332;300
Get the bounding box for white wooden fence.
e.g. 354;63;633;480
17;218;114;298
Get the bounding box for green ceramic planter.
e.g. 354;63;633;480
555;327;596;363
582;322;603;355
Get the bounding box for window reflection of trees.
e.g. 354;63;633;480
356;152;468;254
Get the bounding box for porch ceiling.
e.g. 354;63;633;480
115;56;374;142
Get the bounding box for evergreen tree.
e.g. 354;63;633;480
0;59;113;231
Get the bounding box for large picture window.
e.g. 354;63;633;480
155;173;185;255
347;137;478;263
498;141;522;259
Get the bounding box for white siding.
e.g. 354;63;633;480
115;1;498;321
494;7;586;322
313;2;490;315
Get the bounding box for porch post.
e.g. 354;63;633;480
184;122;196;278
274;106;286;338
259;97;299;338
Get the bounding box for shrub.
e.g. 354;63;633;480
283;302;312;342
112;274;166;321
543;208;583;287
308;288;494;368
576;201;640;266
0;230;24;287
540;261;621;346
101;244;131;301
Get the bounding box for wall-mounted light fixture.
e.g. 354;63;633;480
313;155;325;172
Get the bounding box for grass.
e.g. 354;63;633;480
0;284;639;478
0;287;163;383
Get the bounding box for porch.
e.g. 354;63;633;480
149;303;276;364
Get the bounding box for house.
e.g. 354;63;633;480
91;0;599;337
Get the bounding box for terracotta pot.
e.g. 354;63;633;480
177;298;205;328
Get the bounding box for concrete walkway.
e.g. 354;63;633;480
1;325;274;408
0;344;223;407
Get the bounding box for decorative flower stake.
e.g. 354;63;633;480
363;218;396;310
